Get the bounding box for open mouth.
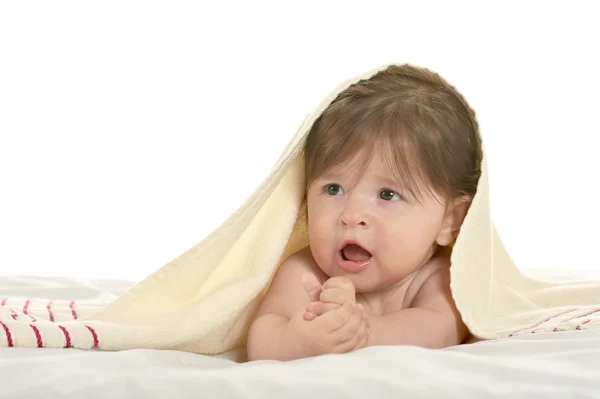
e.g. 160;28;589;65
341;243;372;263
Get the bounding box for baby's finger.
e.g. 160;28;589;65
331;305;363;340
307;301;340;316
303;311;317;321
331;316;368;353
350;327;370;352
320;287;355;305
351;314;368;336
322;276;355;293
359;328;371;349
353;319;369;347
316;301;355;331
301;272;323;303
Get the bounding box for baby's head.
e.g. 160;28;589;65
304;64;483;293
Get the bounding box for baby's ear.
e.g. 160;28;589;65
436;197;471;247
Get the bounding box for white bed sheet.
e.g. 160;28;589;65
1;271;599;399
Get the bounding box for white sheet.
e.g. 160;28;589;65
1;272;599;399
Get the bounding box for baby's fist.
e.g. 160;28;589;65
305;276;357;320
320;276;356;305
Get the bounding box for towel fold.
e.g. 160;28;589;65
2;63;599;355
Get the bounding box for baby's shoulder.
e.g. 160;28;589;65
408;250;454;309
383;250;452;313
253;247;326;320
273;247;327;285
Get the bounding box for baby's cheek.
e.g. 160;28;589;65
308;246;334;278
382;227;421;257
308;222;332;251
310;249;330;274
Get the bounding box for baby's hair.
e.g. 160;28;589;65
304;64;483;202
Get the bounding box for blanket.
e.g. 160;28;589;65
2;62;599;357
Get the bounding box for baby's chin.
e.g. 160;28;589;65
321;268;388;293
350;277;397;294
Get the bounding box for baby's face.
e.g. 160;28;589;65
306;151;450;293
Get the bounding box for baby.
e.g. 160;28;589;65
247;64;483;361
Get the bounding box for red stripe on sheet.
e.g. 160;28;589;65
532;311;598;334
0;321;13;347
69;301;78;320
576;319;592;331
0;298;6;306
565;308;600;322
508;308;578;337
47;301;55;322
85;325;99;348
22;299;31;315
29;324;43;348
58;325;71;348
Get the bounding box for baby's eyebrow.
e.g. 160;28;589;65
317;172;345;181
375;174;403;188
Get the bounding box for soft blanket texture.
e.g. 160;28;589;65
1;63;599;356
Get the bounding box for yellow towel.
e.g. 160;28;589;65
1;62;599;356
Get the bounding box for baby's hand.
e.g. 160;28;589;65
301;274;358;321
281;300;369;358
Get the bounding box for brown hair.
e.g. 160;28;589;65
304;64;483;202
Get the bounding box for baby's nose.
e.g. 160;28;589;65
339;207;368;228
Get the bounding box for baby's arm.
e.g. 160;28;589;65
247;251;369;361
366;263;468;349
246;252;315;361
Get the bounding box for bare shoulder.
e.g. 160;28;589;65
253;247;326;321
412;250;469;342
412;252;453;309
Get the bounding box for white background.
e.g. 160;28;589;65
1;1;598;281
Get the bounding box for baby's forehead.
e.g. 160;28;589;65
321;153;411;183
332;147;404;171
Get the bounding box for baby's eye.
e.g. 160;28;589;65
325;184;344;196
380;189;401;201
